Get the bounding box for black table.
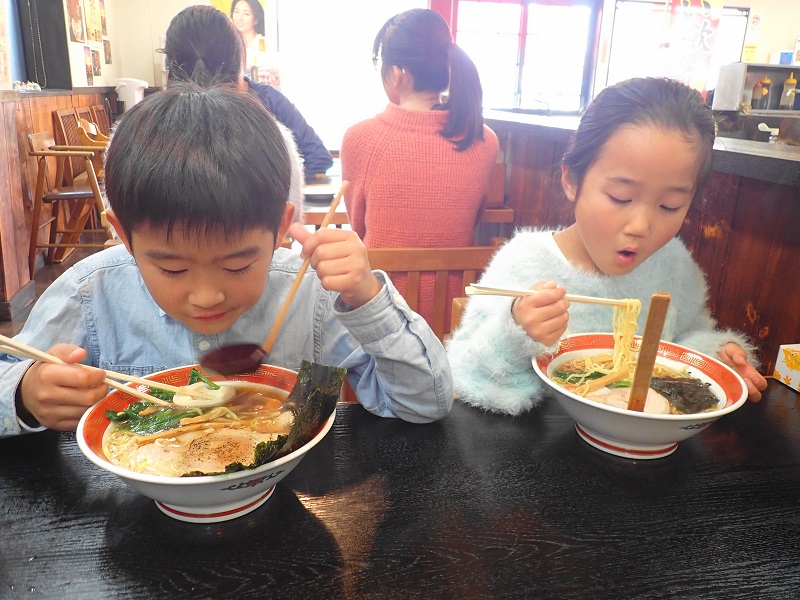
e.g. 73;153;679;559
2;381;800;599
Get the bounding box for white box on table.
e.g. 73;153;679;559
774;344;800;392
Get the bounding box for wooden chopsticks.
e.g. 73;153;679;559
261;180;348;356
0;333;212;406
627;293;671;412
465;284;633;307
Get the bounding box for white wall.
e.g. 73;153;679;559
741;0;799;63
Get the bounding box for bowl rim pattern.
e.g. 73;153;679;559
533;333;748;420
76;363;333;485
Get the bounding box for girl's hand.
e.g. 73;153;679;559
18;345;108;430
510;280;569;346
718;342;768;402
289;223;382;308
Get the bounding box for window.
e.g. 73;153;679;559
276;0;427;150
604;1;748;93
451;0;747;113
454;0;602;113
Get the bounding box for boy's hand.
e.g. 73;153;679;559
718;342;768;402
289;223;382;308
510;280;569;346
18;345;108;431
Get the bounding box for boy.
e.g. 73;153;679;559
0;84;452;437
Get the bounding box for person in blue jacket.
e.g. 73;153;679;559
164;5;333;180
245;78;333;179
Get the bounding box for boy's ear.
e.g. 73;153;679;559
103;210;132;252
561;164;578;203
273;203;294;251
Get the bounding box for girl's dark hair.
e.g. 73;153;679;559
164;6;243;86
373;8;484;152
105;83;290;241
562;77;716;202
230;0;265;37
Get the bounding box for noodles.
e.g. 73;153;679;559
103;384;293;477
550;297;720;415
559;299;642;395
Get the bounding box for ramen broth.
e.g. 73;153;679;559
552;357;720;415
103;382;293;477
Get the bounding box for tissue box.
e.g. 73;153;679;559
774;344;800;392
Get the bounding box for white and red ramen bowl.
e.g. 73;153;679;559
77;364;335;523
533;333;747;460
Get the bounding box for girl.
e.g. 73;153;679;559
341;8;498;328
447;77;766;415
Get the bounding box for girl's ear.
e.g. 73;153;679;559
102;210;131;252
560;164;578;202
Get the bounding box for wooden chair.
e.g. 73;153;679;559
91;103;111;136
75;105;93;125
53;108;101;185
367;246;499;341
78;118;110;145
475;162;514;245
75;119;109;182
27;132;112;276
340;244;499;404
451;297;469;333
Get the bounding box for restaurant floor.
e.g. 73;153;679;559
0;245;100;337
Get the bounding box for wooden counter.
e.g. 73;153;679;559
484;110;800;374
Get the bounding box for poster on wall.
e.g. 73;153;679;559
67;0;86;43
209;0;280;88
84;0;103;43
104;40;112;64
665;0;723;94
92;49;101;76
100;0;107;37
84;46;93;85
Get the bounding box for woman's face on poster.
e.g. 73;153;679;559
231;1;257;35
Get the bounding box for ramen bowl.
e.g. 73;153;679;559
533;333;747;460
77;364;335;523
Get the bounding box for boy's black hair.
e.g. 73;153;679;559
104;82;291;241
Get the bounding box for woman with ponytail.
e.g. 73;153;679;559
341;8;499;328
163;5;332;182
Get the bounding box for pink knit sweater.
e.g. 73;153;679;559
341;103;499;329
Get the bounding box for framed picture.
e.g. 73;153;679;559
67;0;86;43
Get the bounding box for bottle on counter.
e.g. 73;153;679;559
751;79;764;109
779;72;797;110
759;74;772;110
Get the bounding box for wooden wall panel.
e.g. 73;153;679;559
485;121;799;376
0;102;21;300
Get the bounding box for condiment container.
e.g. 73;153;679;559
779;72;797;109
759;74;773;109
751;79;764;109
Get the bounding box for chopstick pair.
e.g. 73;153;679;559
0;333;212;406
261;180;348;355
465;284;632;307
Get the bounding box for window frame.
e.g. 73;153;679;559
451;0;604;114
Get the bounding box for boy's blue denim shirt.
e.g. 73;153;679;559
0;244;452;436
